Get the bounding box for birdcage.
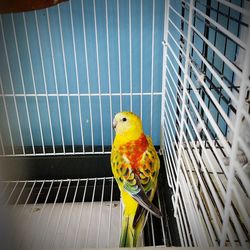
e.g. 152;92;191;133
0;0;249;249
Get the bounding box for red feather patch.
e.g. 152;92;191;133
119;134;148;171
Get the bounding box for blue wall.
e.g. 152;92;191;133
0;0;165;154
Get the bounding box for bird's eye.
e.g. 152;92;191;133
122;117;127;122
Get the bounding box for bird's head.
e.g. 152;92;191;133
112;111;143;138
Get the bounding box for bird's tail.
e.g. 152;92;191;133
119;209;146;247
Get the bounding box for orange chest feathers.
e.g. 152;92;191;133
118;134;148;170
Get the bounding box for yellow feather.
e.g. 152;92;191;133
121;190;138;216
113;112;143;147
111;111;160;247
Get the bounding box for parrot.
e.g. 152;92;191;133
111;111;162;247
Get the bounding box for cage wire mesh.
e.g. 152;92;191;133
0;0;167;249
0;178;166;249
0;0;250;249
0;0;164;156
162;0;250;248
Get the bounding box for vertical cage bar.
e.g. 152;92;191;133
150;0;155;137
85;179;97;247
162;130;175;188
149;213;156;246
220;16;250;247
117;0;122;111
62;180;80;247
0;16;25;155
177;175;193;246
96;178;105;247
107;178;114;247
29;180;54;249
174;0;194;212
119;194;123;241
176;200;188;246
69;1;85;153
129;0;132;111
163;0;250;247
40;180;63;247
34;11;55;154
93;0;104;153
4;181;19;206
156;191;167;245
51;180;71;248
46;9;65;154
163;118;178;176
140;0;143;118
23;13;45;154
20;181;45;249
81;0;94;152
74;179;88;247
105;0;114;144
13;181;36;247
183;104;226;212
175;207;184;246
11;14;35;155
180;138;217;245
57;5;75;153
160;0;170;153
12;182;27;209
0;76;14;154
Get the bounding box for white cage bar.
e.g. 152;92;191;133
0;0;163;156
162;0;250;248
0;177;166;249
0;0;250;249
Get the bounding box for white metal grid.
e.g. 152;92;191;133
0;0;164;157
0;178;166;249
0;0;250;249
162;0;250;248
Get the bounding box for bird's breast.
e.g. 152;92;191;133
119;134;148;171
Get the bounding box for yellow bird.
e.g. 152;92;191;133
111;111;161;247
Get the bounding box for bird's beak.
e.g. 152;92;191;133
112;119;117;129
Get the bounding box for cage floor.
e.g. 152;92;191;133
0;178;166;249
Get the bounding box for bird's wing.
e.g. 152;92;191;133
111;140;161;218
